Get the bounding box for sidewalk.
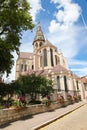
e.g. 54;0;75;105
33;100;87;130
0;100;87;130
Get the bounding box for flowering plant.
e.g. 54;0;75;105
57;95;64;104
67;94;73;104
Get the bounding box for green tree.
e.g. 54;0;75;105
17;74;54;100
0;81;18;100
0;0;34;75
39;78;54;96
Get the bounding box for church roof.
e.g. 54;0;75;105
34;69;49;76
19;52;33;59
33;22;45;44
51;64;69;74
42;39;57;49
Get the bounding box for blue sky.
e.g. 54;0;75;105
4;0;87;82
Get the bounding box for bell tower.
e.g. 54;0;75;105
33;22;45;53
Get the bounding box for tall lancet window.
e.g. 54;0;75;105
50;48;54;66
55;55;58;65
20;64;27;72
64;76;68;92
40;56;42;67
57;76;61;91
43;49;47;66
76;81;79;90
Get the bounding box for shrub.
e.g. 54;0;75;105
78;95;81;101
73;95;79;102
29;100;41;105
42;97;51;106
67;94;73;104
57;95;64;104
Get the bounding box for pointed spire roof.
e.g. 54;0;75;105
33;22;45;44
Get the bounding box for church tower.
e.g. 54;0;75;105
33;22;45;53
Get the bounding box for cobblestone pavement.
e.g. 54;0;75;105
0;101;86;130
39;103;87;130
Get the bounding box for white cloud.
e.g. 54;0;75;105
51;0;71;4
27;0;43;21
50;0;81;29
69;59;87;66
48;0;87;77
48;25;80;58
57;3;81;25
48;0;83;59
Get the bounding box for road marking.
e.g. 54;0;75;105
39;105;85;130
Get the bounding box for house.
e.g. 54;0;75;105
81;76;87;98
16;23;85;100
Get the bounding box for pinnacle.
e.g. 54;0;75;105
33;22;45;44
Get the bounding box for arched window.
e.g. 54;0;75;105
76;81;79;90
24;64;27;71
50;48;54;66
58;57;60;64
32;65;34;70
64;76;68;92
20;64;27;72
43;49;47;66
40;56;42;67
57;76;61;91
35;42;38;47
63;59;65;66
55;55;58;65
40;42;42;47
21;64;23;72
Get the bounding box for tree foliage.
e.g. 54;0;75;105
0;74;54;102
0;0;34;75
17;74;54;100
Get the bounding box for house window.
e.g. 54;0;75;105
50;48;54;66
64;76;68;92
57;76;61;91
43;49;47;66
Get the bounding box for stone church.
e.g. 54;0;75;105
16;23;85;100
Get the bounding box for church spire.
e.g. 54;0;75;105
33;22;45;44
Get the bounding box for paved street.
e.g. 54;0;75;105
40;103;87;130
0;101;86;130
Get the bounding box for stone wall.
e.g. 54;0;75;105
0;103;62;126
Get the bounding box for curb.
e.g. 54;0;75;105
33;102;87;130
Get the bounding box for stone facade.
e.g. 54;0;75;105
16;23;85;100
